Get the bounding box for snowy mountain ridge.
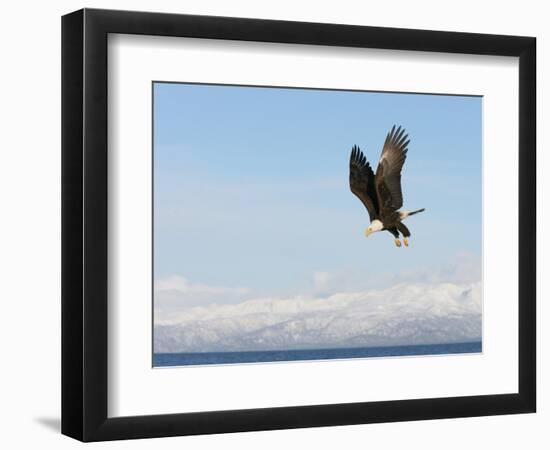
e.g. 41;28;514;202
154;281;482;353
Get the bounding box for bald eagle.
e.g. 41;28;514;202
349;125;425;247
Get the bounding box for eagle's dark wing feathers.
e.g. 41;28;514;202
349;145;379;222
375;125;409;214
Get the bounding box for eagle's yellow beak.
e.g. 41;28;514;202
364;228;372;238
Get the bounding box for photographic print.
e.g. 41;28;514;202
153;82;482;367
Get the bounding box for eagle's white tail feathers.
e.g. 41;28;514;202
400;208;425;219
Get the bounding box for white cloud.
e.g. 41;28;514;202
393;252;482;285
154;275;252;318
308;252;481;296
156;275;250;296
312;271;333;291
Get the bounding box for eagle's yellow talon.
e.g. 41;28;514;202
403;238;409;247
394;239;401;247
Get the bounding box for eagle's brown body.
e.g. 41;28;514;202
349;125;425;246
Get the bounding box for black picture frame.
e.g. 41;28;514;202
61;8;536;442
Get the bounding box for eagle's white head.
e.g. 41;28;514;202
364;219;383;238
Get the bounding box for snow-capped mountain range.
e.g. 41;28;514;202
154;281;481;353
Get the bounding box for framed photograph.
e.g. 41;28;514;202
61;8;536;442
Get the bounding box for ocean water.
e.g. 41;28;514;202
153;341;482;367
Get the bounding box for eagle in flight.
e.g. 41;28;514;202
349;125;425;247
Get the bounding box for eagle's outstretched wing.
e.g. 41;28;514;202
375;125;409;214
349;145;379;222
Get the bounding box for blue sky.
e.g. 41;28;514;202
153;82;481;298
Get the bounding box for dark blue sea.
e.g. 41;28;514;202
154;341;482;367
